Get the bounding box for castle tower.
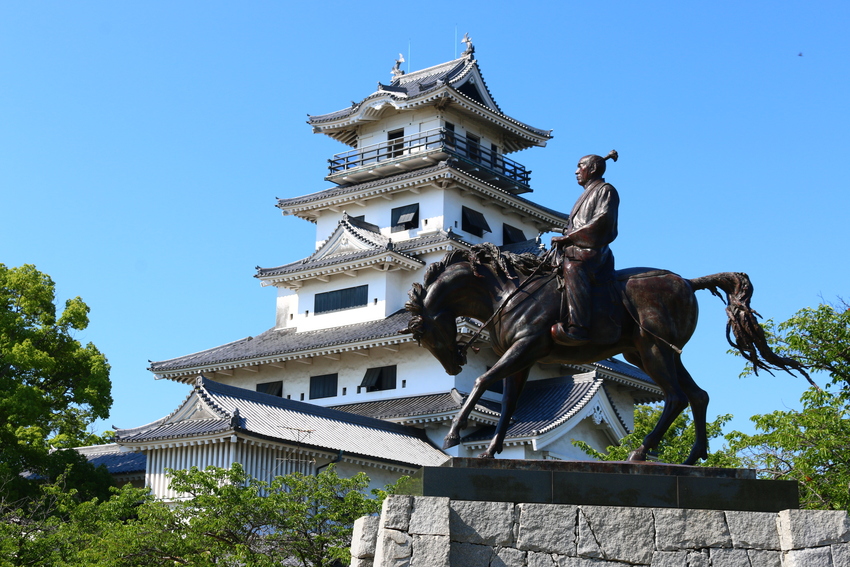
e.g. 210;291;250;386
116;41;662;498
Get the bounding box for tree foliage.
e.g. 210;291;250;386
756;300;850;390
2;464;397;566
726;386;850;510
723;299;850;510
0;263;113;501
94;464;394;567
573;404;740;467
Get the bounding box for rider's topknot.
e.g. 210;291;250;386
582;150;618;178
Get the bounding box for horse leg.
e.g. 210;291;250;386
676;359;710;465
626;344;689;462
479;369;530;458
443;337;539;450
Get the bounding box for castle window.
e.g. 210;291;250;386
387;128;404;159
391;203;419;232
503;224;526;245
360;366;397;392
445;122;456;146
256;381;283;397
462;206;491;237
315;285;368;314
310;373;338;399
466;132;481;162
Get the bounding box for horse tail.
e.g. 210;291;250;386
689;272;816;386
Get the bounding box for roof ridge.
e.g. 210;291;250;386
392;57;467;85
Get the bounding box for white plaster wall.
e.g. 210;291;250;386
311;183;446;249
275;288;298;329
288;270;387;332
208;342;458;407
443;187;546;245
442;108;507;155
331;460;407;494
605;383;638;432
538;418;614;460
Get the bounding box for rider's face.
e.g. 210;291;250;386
575;159;594;187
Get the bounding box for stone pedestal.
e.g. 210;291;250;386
352;496;850;567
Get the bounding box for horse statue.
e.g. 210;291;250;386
403;243;811;464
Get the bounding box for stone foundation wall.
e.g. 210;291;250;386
350;495;850;567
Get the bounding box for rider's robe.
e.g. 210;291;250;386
559;177;619;330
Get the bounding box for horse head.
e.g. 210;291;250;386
403;283;465;375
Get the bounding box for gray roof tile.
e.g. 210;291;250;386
462;375;600;442
308;56;551;140
75;444;147;474
330;391;501;420
149;310;413;373
276;162;570;224
256;215;424;278
117;377;449;468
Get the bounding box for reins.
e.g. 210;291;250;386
457;247;557;359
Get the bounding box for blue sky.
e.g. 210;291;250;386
2;2;848;442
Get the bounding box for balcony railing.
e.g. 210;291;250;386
328;128;531;187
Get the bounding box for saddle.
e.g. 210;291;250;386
564;267;673;346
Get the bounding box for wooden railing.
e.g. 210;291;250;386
328;128;530;186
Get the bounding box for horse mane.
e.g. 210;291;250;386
407;243;549;335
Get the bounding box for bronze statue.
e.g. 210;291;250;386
551;150;619;346
405;245;812;465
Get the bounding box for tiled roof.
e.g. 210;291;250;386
257;227;469;280
256;215;423;279
592;358;656;386
116;377;449;468
330;390;501;421
276;162;570;225
307;55;551;146
462;375;603;442
308;57;488;123
500;238;546;256
149;309;414;375
75;444;146;475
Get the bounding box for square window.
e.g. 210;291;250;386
256;381;283;397
503;223;527;245
461;206;491;238
360;366;397;392
315;285;368;314
391;203;419;233
310;374;338;400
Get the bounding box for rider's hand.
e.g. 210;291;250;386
551;235;570;246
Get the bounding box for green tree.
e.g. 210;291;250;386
574;404;740;467
721;299;850;510
0;263;112;500
0;475;149;566
725;386;850;510
91;464;398;567
749;300;850;391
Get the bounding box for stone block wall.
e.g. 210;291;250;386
351;495;850;566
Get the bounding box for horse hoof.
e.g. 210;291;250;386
478;451;495;458
443;434;460;450
627;450;647;462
